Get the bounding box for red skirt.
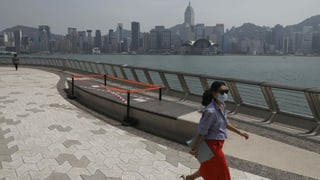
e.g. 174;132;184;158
199;140;231;180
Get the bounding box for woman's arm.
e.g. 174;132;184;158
227;122;249;139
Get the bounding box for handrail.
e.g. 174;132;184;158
0;56;319;134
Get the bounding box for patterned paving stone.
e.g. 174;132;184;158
27;102;37;105
91;128;107;135
26;108;45;113
0;99;17;104
0;128;18;169
0;117;21;125
8;92;23;95
55;153;90;168
0;96;8;100
16;114;30;118
48;125;72;132
45;172;71;180
81;169;113;180
63;140;82;148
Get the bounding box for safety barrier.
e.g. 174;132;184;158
70;73;162;125
0;56;319;135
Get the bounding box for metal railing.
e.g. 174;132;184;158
1;56;319;134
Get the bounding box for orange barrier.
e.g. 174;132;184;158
71;74;162;94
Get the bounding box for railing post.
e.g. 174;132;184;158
120;66;128;79
69;76;76;99
260;85;280;123
158;71;170;89
143;69;153;84
130;68;139;82
304;91;320;134
177;74;190;96
110;65;118;77
226;81;243;114
104;74;107;86
199;77;209;91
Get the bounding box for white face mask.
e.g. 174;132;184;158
218;93;228;102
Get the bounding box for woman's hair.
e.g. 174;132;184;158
210;81;226;92
201;89;212;106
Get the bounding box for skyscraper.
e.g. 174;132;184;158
38;25;51;52
117;24;123;52
184;2;195;27
131;22;140;51
195;24;205;40
150;26;171;51
94;30;102;49
13;29;22;53
87;30;93;46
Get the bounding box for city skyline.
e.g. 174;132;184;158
1;0;320;34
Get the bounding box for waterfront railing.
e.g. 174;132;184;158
0;56;319;134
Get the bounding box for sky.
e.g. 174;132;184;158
1;0;320;35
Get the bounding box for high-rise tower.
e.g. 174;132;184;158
131;22;140;51
184;2;195;27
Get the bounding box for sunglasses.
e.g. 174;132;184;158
218;90;229;95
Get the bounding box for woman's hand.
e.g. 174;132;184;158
190;148;197;156
240;132;249;140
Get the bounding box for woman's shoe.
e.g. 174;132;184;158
179;175;191;180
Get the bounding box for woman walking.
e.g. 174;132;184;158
12;54;20;71
181;81;249;180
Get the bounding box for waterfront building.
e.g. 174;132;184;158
195;24;205;40
13;29;22;53
150;26;171;52
38;25;51;52
78;31;86;53
131;22;140;52
117;23;123;52
94;30;102;50
300;26;313;54
142;32;151;52
215;24;225;52
184;1;195;27
87;30;93;52
67;27;77;53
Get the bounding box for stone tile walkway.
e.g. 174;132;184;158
0;67;271;179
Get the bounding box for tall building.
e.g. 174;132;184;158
131;22;140;51
38;25;51;52
301;26;313;54
94;30;102;49
143;33;151;52
195;24;205;40
87;30;93;46
184;2;195;27
150;26;171;52
78;31;86;53
67;27;77;53
215;24;225;52
117;23;123;52
13;29;22;53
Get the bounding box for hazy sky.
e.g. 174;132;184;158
1;0;319;35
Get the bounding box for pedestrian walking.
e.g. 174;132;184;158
181;81;249;180
12;53;20;71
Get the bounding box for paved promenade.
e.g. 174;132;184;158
0;67;318;180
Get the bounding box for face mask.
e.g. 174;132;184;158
218;93;228;102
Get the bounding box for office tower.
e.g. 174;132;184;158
301;26;313;54
13;29;22;53
78;31;86;53
184;2;195;27
150;26;171;51
143;33;151;52
195;24;205;40
131;22;140;51
87;30;93;46
215;24;225;52
67;27;77;53
117;23;123;52
94;30;102;49
39;25;51;52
